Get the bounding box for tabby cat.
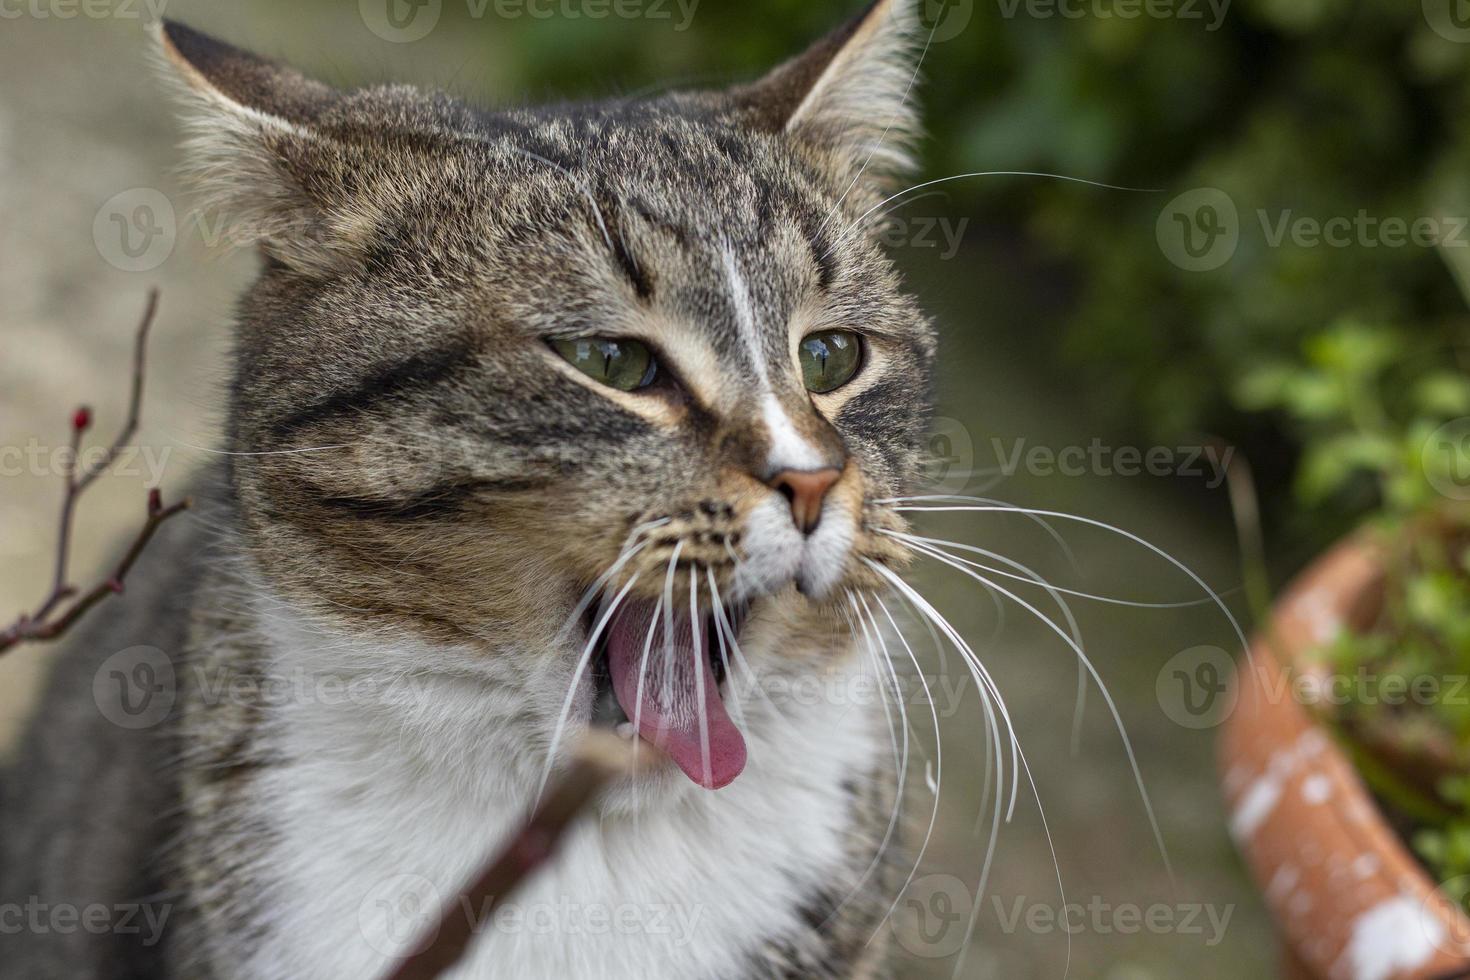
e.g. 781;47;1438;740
2;2;937;976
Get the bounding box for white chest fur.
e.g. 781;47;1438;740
227;603;884;980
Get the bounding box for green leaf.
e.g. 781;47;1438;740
1305;321;1401;381
1235;363;1300;411
1295;432;1398;501
1415;372;1470;416
1281;373;1348;421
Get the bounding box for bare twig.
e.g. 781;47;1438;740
0;289;190;655
382;733;649;980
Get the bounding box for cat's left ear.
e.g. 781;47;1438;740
730;0;923;199
153;21;368;278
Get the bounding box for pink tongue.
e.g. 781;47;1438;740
604;599;746;789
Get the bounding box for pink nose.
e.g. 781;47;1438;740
767;468;841;534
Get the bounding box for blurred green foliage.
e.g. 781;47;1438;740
1036;3;1470;439
1251;317;1470;884
1237;320;1470;512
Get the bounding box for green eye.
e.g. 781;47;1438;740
798;330;862;393
551;337;658;391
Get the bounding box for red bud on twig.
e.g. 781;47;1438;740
0;291;186;657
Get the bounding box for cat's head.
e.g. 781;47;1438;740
160;1;933;790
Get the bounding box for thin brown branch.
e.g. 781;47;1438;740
0;492;191;652
0;289;186;656
381;733;650;980
77;287;157;492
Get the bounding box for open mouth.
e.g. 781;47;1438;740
586;596;750;790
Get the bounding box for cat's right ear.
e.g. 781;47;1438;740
154;21;361;278
729;0;924;203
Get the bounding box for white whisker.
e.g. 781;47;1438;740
507;146;616;255
644;541;685;752
873;594;942;892
553;519;669;648
895;535;1174;882
691;570;712;788
881;493;1080;572
534;570;642;805
165;438;350;457
883;529;1092;757
866;559;1012;936
869;565;1071;975
705;569;750;736
822;172;1161;262
630;592;665;804
848;595;904;797
883;529;1224;610
881;496;1249;658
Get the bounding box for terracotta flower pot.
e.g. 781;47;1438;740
1218;537;1470;979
